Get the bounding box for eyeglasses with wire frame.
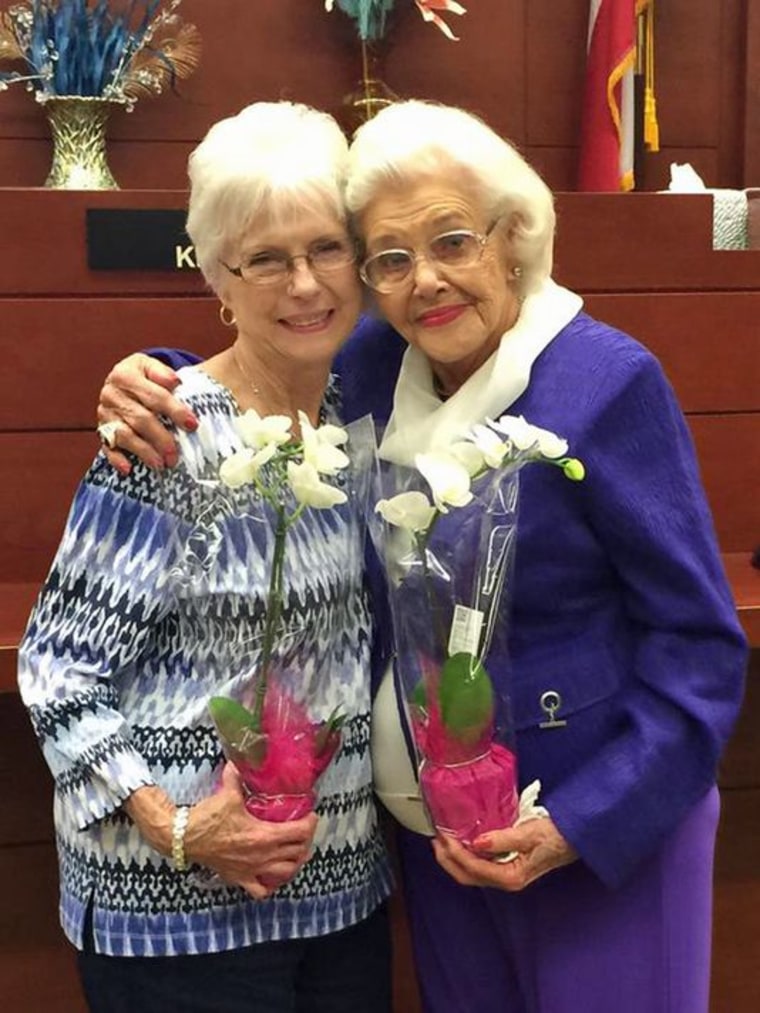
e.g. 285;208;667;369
220;237;357;286
359;221;501;294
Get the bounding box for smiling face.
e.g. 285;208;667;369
358;175;521;390
220;207;363;372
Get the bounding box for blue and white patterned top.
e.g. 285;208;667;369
18;367;391;957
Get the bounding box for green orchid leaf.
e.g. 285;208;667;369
325;705;347;731
438;653;494;739
208;696;260;741
314;706;346;755
410;680;427;709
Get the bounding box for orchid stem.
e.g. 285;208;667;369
251;506;288;726
416;515;449;659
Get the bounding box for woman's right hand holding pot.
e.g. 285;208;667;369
185;763;319;899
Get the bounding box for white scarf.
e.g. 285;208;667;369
378;279;583;466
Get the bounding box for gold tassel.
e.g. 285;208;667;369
637;0;660;152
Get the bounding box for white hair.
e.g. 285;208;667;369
345;100;556;293
186;102;349;293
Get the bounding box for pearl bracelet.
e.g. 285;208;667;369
171;805;191;872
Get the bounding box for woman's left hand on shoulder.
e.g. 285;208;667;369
432;815;577;891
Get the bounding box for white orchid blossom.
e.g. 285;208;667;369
219;449;255;488
489;415;569;459
314;421;349;448
288;461;347;508
221;409;349;507
298;411;350;476
236;409;292;450
376;491;437;532
448;440;485;477
469;425;509;469
415;451;473;513
219;443;279;488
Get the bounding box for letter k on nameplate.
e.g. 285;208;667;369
86;208;197;271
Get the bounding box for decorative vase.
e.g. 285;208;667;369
342;40;398;135
42;96;123;190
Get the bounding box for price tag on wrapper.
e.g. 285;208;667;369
447;605;485;656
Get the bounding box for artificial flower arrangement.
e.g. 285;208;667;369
203;408;370;824
0;0;201;109
324;0;467;42
371;415;584;845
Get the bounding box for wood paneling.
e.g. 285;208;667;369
525;1;587;148
582;293;760;413
711;784;760;1013
0;840;86;1010
744;0;760;184
382;0;528;143
716;0;747;189
723;557;760;648
0;298;222;430
0;189;203;297
652;1;721;149
554;194;760;291
688;415;760;553
0;694;54;843
0;0;754;192
0;583;38;693
719;654;760;790
0;432;93;581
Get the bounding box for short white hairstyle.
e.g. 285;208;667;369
186;102;349;293
345;100;556;293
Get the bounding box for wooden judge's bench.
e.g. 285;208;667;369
0;190;758;1011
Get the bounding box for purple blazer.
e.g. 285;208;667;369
156;308;747;889
340;309;747;889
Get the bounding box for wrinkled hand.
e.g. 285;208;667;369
432;816;577;892
185;764;318;900
96;352;197;474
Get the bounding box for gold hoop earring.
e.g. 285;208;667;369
511;265;523;279
219;305;236;327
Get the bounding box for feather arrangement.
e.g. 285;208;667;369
324;0;466;41
326;1;395;42
0;0;201;108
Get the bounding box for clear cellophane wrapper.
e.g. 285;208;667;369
369;451;532;846
164;414;376;824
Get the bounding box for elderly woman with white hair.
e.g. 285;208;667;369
18;102;392;1013
95;100;746;1013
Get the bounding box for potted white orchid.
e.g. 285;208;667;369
207;409;358;825
371;415;583;845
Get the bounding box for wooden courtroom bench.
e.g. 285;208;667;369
0;189;758;1011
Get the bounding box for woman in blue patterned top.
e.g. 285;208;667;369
18;102;392;1013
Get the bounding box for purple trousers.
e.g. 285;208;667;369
397;787;719;1013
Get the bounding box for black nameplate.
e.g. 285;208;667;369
86;208;198;271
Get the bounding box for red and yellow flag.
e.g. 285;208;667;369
578;1;658;192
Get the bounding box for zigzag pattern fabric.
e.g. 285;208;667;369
18;368;391;957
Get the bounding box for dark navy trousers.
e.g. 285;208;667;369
77;903;391;1013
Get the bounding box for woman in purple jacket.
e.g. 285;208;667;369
96;101;747;1013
